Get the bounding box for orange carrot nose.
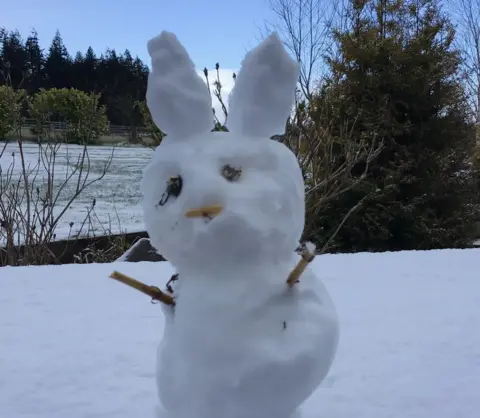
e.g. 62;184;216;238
185;205;223;218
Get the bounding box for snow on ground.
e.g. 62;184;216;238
1;248;479;418
0;142;151;242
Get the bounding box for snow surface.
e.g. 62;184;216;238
0;142;150;243
1;248;479;418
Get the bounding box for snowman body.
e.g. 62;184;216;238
157;262;338;418
141;31;340;418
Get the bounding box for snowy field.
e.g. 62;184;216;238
1;248;479;418
0;141;152;241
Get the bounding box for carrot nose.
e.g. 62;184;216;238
185;205;223;218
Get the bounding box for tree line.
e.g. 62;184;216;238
0;28;149;126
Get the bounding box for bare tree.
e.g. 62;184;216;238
454;0;480;123
281;94;384;252
263;0;345;100
0;138;114;265
260;0;382;252
0;69;115;266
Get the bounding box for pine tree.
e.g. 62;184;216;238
0;30;28;88
0;28;6;80
317;0;479;251
0;27;155;125
24;30;44;93
71;51;86;91
44;30;71;89
83;47;97;92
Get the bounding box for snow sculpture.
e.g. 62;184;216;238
140;31;339;418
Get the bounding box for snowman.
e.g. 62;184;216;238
138;30;339;418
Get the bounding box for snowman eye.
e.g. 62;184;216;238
158;176;183;206
221;165;242;182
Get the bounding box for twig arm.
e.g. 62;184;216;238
286;242;316;287
109;270;175;306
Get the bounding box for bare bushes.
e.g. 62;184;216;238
0;139;114;265
283;97;383;252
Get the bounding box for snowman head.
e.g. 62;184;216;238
140;31;304;271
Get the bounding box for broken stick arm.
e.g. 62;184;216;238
286;247;316;287
109;270;175;306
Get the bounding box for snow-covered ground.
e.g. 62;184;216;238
2;142;479;247
0;141;151;241
1;248;479;418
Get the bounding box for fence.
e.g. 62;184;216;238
16;119;154;143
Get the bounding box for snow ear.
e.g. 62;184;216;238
146;31;213;139
227;32;299;138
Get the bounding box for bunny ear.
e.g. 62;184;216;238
227;32;299;138
146;31;213;139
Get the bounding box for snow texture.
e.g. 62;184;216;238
305;241;316;254
1;249;480;418
156;260;338;418
227;32;300;137
146;31;213;140
0;142;150;244
141;132;305;270
140;32;337;418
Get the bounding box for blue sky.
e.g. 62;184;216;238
1;0;276;71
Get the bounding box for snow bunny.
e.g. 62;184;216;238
140;30;339;418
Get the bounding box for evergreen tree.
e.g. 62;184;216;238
44;30;71;89
0;27;152;125
0;28;7;82
83;47;97;92
0;30;28;88
317;0;479;251
24;30;44;93
71;51;85;91
96;48;125;122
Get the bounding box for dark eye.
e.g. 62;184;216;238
157;176;183;206
221;165;242;182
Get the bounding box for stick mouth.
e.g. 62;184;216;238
185;205;223;219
